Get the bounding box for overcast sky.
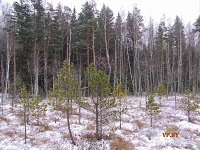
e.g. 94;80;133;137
2;0;200;25
50;0;200;25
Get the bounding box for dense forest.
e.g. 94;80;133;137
0;0;200;98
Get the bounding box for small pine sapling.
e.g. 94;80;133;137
30;95;47;126
113;84;128;130
139;100;142;108
19;85;30;144
180;89;199;122
85;64;117;140
154;84;167;105
51;60;79;145
146;94;161;127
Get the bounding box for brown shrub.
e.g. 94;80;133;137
81;133;95;141
0;115;10;123
86;124;95;131
103;134;117;140
38;124;51;132
123;129;133;135
62;133;70;140
30;136;49;147
134;120;145;129
29;136;37;146
3;130;17;138
184;144;195;150
168;125;179;132
194;129;200;137
110;137;134;150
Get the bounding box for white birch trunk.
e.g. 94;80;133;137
104;13;111;79
4;32;11;100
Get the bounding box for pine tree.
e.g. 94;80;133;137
180;89;199;122
13;1;33;88
126;6;144;94
172;16;185;93
85;64;117;140
70;7;78;66
146;94;161;127
30;95;47;126
113;84;128;130
51;60;79;145
155;21;167;85
78;1;95;68
154;84;167;105
32;0;45;97
193;16;200;34
98;4;114;79
19;85;30;144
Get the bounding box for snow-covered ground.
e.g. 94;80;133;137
0;96;200;150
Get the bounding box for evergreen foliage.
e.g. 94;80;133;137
19;85;30;144
50;60;79;145
180;89;199;122
154;84;167;105
113;84;128;129
146;94;161;127
1;1;199;96
86;64;117;140
30;95;47;126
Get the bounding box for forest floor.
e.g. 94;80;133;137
0;95;200;150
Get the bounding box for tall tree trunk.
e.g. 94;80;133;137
24;107;27;144
166;42;171;94
104;13;111;79
34;36;38;97
119;34;122;85
126;38;134;94
92;20;96;68
66;23;69;63
44;12;50;98
67;99;75;145
13;28;16;99
114;40;117;87
4;32;10;100
1;54;5;115
178;32;183;93
187;96;191;122
95;100;99;140
86;30;90;67
69;28;72;65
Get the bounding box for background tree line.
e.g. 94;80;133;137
0;0;200;99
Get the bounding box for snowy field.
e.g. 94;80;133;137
0;96;200;150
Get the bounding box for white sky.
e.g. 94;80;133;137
2;0;200;25
52;0;200;25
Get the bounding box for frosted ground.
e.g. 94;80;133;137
0;96;200;150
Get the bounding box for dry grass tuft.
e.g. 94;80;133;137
168;125;179;132
180;128;193;139
184;144;195;150
29;136;37;146
81;133;95;141
62;132;70;140
110;137;134;150
30;136;49;147
0;115;10;123
134;120;145;129
193;129;200;137
38;123;51;132
103;134;117;140
122;129;133;135
86;124;95;131
3;130;17;138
